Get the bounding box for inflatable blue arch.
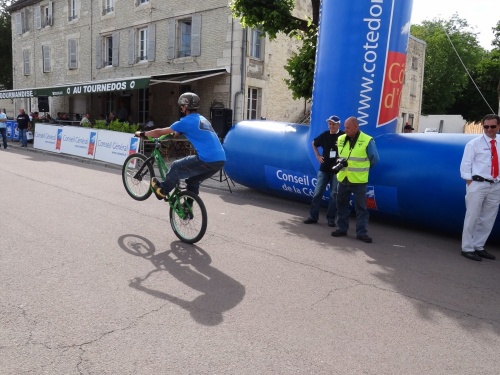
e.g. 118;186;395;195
223;0;500;240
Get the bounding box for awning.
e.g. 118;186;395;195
150;68;228;85
0;68;228;99
0;76;151;99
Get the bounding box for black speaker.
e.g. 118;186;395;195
211;108;233;139
38;96;49;112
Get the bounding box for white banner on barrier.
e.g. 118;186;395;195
59;126;97;159
94;130;139;165
34;123;63;153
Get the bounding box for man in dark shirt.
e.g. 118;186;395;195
303;115;345;226
16;108;31;148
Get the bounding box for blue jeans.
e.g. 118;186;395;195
0;128;7;148
309;171;338;222
160;155;225;195
336;181;369;236
19;128;28;146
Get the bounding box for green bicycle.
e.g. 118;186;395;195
122;135;208;244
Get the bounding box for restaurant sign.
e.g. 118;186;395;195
0;77;150;99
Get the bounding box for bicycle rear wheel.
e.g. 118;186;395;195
122;153;154;201
169;191;208;244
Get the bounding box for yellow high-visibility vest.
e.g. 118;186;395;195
337;132;372;183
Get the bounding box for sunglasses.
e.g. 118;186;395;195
483;125;498;129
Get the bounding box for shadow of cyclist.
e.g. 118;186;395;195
118;234;246;326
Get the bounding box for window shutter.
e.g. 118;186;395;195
42;45;51;72
128;29;135;65
112;32;120;67
147;24;156;62
191;14;201;57
68;39;77;69
95;36;102;69
16;13;22;34
167;19;175;60
48;1;53;26
35;6;41;29
76;0;80;19
23;50;30;74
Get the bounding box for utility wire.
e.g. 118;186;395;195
444;28;495;113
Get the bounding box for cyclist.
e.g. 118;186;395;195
135;92;226;200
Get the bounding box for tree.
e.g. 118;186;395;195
410;15;486;115
0;0;12;90
231;0;320;100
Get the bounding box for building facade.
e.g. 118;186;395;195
5;0;311;132
399;35;426;132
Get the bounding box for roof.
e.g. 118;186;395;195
6;0;42;13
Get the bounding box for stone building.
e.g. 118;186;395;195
4;0;311;134
399;35;426;132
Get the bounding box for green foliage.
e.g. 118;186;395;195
411;15;486;115
0;0;12;90
231;0;319;100
284;33;316;100
90;119;140;133
493;20;500;49
450;49;500;120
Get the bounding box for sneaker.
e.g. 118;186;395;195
182;199;194;220
327;221;336;227
151;177;167;200
331;230;347;237
356;234;372;243
303;218;317;224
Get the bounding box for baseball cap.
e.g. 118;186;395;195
326;115;341;123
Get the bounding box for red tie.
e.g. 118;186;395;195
491;140;499;178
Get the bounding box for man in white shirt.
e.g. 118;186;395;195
459;114;500;261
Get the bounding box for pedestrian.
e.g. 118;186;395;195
303;115;345;226
459;114;500;261
331;116;380;243
403;123;414;133
134;92;226;199
0;108;7;149
16;108;31;148
80;113;91;126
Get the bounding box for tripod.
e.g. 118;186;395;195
211;168;235;193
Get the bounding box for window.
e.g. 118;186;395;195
35;2;53;29
137;89;150;124
167;15;201;59
246;87;261;120
128;24;155;64
69;0;78;21
105;36;113;66
15;9;30;34
178;20;191;58
96;32;119;68
23;50;31;75
138;28;148;61
411;56;418;70
103;0;114;15
42;45;51;73
249;28;263;59
68;39;78;69
136;0;149;4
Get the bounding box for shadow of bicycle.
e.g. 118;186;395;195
118;234;246;326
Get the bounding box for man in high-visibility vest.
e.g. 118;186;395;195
331;116;379;243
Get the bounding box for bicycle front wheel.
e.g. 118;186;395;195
122;153;154;201
169;191;208;244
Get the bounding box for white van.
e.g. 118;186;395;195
424;128;438;133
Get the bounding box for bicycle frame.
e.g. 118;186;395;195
134;135;192;220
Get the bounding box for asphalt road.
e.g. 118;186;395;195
1;146;499;374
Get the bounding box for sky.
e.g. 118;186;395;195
410;0;498;50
